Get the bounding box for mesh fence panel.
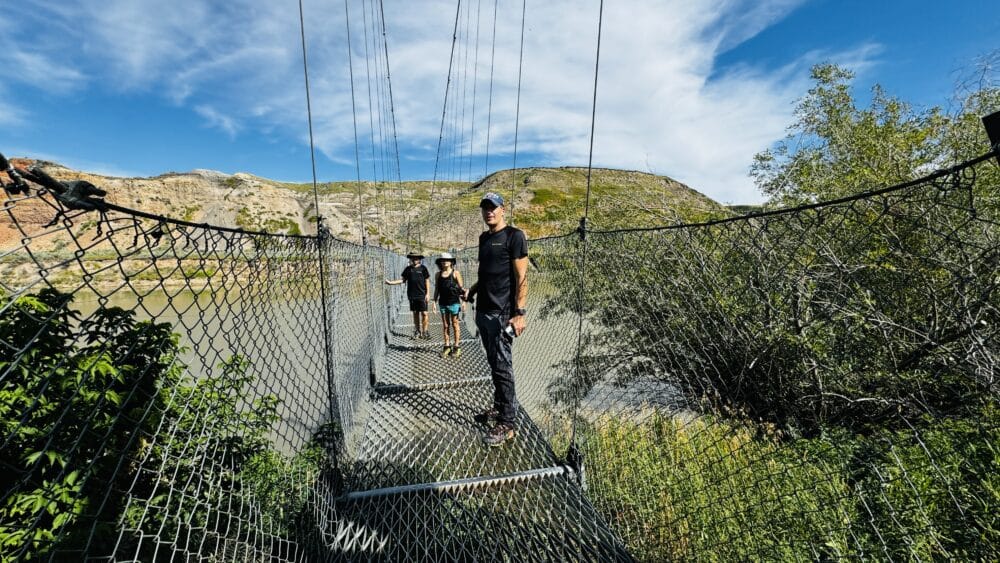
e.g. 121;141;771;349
0;178;349;561
518;155;1000;560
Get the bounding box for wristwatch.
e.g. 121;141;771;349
514;308;527;316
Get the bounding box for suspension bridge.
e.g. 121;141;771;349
2;0;1000;561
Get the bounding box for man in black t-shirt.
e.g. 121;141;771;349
385;251;431;338
465;192;528;446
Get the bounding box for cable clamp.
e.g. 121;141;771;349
565;443;586;490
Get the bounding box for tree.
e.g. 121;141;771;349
751;62;998;204
540;59;1000;434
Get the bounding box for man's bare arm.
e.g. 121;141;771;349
512;257;528;311
510;256;528;336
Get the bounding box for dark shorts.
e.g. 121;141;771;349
409;299;428;312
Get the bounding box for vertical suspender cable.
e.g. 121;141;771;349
345;0;379;365
345;0;367;243
297;0;338;444
378;0;406;253
360;0;385;243
458;0;472;183
508;0;527;223
426;0;464;249
468;0;482;182
570;0;604;450
483;0;498;177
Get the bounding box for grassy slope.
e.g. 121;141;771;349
396;167;726;250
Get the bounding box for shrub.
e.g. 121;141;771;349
0;289;179;559
0;290;330;559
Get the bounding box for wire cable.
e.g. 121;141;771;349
570;0;604;447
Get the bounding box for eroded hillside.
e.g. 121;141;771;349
1;159;724;257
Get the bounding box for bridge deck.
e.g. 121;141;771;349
326;309;634;561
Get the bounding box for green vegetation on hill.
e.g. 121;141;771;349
272;168;722;250
398;167;725;249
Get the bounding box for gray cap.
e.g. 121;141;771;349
480;192;504;208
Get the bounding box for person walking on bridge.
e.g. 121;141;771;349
385;251;431;338
433;252;466;358
465;192;528;447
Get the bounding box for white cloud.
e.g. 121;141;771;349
338;0;828;202
5;51;88;93
0;26;88;94
4;0;882;204
195;105;241;138
0;94;23;128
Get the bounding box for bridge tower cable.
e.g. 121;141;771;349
297;0;338;452
426;0;465;250
483;0;498;177
508;0;527;223
360;0;386;245
570;0;605;466
345;0;379;364
377;0;406;252
468;0;483;182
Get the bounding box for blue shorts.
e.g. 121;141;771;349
438;303;461;316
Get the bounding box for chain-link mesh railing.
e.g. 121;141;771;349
520;152;1000;560
0;163;350;561
3;150;999;561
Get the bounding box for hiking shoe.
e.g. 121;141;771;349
440;346;452;358
451;346;462;358
412;330;420;339
473;407;500;426
484;422;516;447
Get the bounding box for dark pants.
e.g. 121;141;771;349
476;310;517;425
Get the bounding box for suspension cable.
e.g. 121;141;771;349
425;0;464;249
468;0;483;182
508;0;527;223
570;0;604;449
345;0;382;373
378;0;406;251
361;0;385;244
345;0;367;243
297;0;337;438
370;0;392;235
483;0;498;177
297;0;322;227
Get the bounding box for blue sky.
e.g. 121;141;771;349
0;0;996;204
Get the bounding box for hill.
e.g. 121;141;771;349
1;159;724;256
287;166;725;250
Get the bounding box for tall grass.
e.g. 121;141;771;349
580;407;1000;561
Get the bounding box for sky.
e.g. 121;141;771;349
0;0;996;204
